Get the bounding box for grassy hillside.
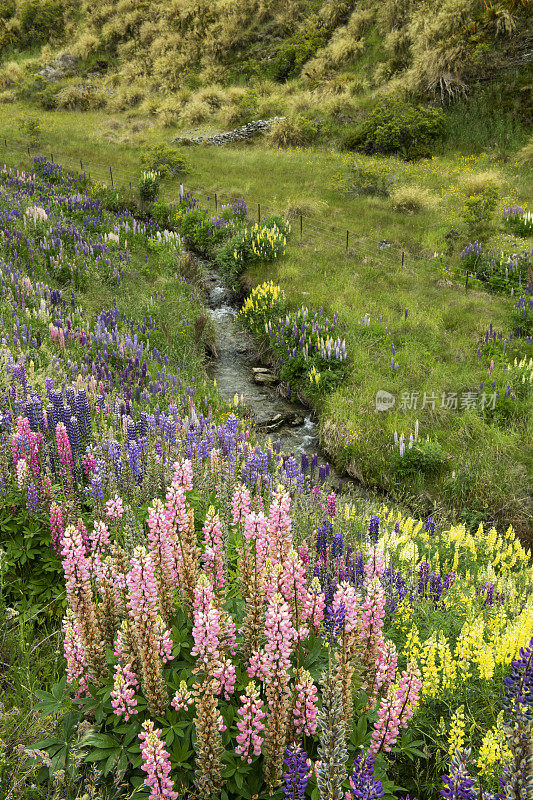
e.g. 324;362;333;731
0;0;531;143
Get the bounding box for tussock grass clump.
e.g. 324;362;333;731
517;135;533;167
268;114;318;147
390;184;440;213
460;170;504;196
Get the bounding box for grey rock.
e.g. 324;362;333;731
38;52;79;82
253;371;278;386
171;117;286;147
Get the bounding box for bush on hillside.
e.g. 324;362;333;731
462;186;498;239
342;98;445;159
139;144;189;178
268;114;319;147
18;0;63;46
517;134;533;167
347;162;394;197
0;0;15;19
271;30;327;82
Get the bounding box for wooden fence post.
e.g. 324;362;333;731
346;230;349;250
109;166;114;187
258;203;261;224
402;251;405;267
300;214;303;243
215;193;217;212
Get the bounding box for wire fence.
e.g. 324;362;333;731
1;133;415;268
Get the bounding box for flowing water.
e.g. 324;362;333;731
203;265;356;492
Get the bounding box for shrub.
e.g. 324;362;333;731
0;0;14;20
268;115;319;148
18;115;42;147
263;214;291;238
138;170;159;204
462;186;498;239
343;98;445;159
150;199;172;227
140;144;189;179
18;0;63;46
271;30;326;81
392;439;447;476
226;89;259;126
390;184;439;214
347;162;394;197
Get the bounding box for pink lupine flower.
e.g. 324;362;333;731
232;483;251;527
263;592;296;681
210;447;220;473
156;616;173;663
111;662;139;721
361;578;386;648
247;647;269;681
172;458;193;490
214;655;237;700
364;547;385;584
374;640;398;695
50;502;64;552
59;328;65;349
55;422;73;469
89;520;110;555
171;680;194;712
62;610;89;699
106;494;124;520
306;577;325;632
268;486;292;562
281;549;310;638
293;668;318;736
16;457;28;489
326;492;337;518
202;506;225;592
236;682;265;763
126;546;160;624
297;541;309;567
369;665;422;753
82;452;97;476
333;582;359;634
243;510;269;568
139;720;178;800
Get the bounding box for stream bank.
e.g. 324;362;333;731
202;263;359;493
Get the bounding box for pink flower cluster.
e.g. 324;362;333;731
293;668;318;736
236;682;265;763
106;494;124;520
171;680;194;712
364;547;385;584
111;662;139;721
370;665;423;753
55;421;73;469
172;458;193;491
232;483;251;527
139;720;178;800
202;506;225;592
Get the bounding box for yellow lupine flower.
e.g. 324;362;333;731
477;712;511;779
448;705;466;756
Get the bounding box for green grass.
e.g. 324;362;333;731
0;102;531;535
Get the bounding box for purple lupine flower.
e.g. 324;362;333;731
441;749;477;800
347;749;384;800
425;516;435;536
282;744;308;800
368;515;379;544
26;482;39;515
501;635;533;722
322;601;345;644
418;562;431;597
332;530;343;559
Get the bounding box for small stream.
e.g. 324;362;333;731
203;265;356;492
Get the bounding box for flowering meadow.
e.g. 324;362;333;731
0;156;531;800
